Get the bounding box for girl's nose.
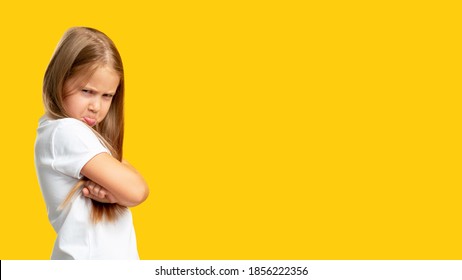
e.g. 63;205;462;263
88;98;101;112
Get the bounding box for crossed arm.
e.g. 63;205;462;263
80;153;149;207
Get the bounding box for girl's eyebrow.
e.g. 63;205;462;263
84;85;117;95
83;85;98;92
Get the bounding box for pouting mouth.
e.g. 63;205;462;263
83;117;96;127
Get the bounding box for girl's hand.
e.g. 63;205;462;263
82;180;118;204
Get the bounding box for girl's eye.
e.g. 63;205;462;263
103;94;114;99
82;89;92;94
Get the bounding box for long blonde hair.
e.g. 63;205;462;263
43;27;126;223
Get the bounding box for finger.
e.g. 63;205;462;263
91;182;97;188
86;183;94;192
92;185;101;196
99;189;107;198
82;187;90;196
87;193;109;203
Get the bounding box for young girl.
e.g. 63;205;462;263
34;27;149;260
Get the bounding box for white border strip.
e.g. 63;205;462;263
2;260;462;280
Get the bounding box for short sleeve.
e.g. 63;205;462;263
51;119;109;179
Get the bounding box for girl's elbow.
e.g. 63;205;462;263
130;182;149;206
137;183;150;204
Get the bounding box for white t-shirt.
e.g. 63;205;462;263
34;116;139;260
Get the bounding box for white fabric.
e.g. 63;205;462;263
34;116;139;260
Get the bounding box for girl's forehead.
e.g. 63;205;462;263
65;65;120;91
68;65;118;84
64;73;90;89
87;67;120;88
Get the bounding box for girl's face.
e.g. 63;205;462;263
63;66;120;127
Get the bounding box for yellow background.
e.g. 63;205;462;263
1;0;461;259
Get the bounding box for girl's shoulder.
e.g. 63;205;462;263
38;116;95;141
39;116;90;132
38;116;107;154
